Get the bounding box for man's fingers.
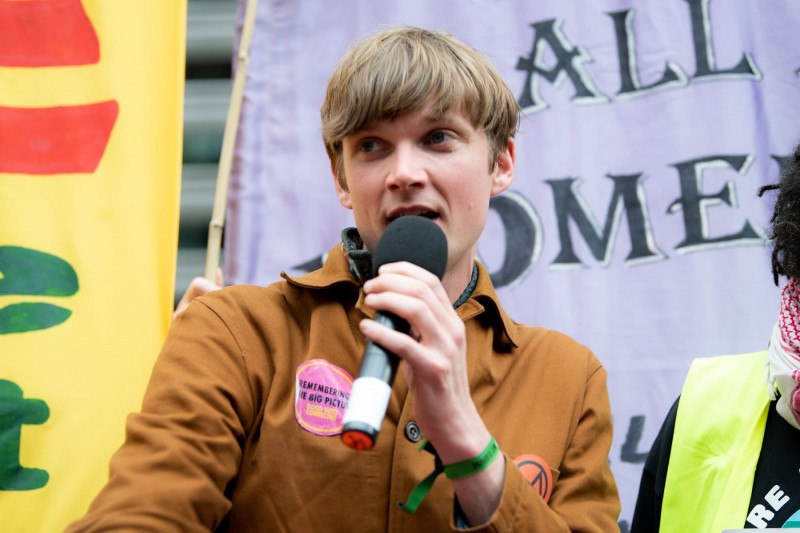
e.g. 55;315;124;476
173;276;222;319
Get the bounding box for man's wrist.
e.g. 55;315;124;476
443;437;500;479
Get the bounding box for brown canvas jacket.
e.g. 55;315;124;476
67;244;619;532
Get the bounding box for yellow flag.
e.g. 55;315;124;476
0;1;186;530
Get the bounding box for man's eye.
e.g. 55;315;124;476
430;131;448;144
360;140;379;153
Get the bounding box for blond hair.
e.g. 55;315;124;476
321;26;520;189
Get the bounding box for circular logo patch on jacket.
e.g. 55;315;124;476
295;359;354;436
514;454;553;503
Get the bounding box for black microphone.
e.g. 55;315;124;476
341;215;448;451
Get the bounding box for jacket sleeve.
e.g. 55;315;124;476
457;362;620;533
65;297;255;532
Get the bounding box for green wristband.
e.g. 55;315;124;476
398;437;500;514
443;437;500;480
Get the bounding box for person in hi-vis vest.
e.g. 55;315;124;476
630;141;800;532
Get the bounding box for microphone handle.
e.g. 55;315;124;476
341;312;408;450
359;312;407;381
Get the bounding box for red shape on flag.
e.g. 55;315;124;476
0;101;119;175
0;0;99;67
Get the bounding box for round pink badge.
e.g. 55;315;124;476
295;359;354;436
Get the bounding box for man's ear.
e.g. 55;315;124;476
332;161;352;209
490;137;515;197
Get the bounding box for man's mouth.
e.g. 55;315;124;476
387;210;439;223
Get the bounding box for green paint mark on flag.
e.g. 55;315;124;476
0;302;72;334
0;246;78;334
0;380;49;491
0;246;78;296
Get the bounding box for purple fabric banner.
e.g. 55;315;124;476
227;0;800;524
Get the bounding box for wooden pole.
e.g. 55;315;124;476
204;0;259;281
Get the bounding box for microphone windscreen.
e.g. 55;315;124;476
372;216;448;280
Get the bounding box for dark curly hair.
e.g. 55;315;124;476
759;142;800;285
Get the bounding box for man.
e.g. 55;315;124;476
67;27;619;532
630;143;800;532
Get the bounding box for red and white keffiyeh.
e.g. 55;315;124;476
767;277;800;430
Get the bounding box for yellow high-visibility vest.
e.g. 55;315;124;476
661;351;770;533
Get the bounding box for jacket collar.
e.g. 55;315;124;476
281;237;519;349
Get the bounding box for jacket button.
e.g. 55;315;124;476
405;422;421;443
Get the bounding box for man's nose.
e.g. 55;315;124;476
386;143;427;190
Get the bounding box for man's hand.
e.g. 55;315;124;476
360;261;504;525
173;269;224;319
